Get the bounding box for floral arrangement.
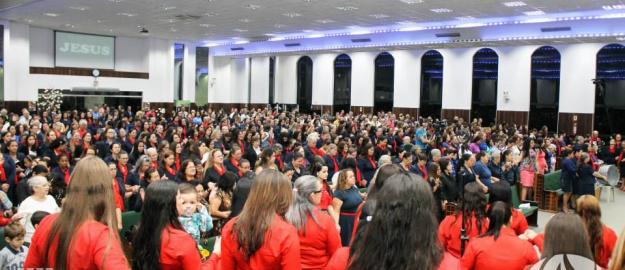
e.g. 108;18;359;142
37;88;63;112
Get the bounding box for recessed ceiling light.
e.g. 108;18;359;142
246;4;261;10
456;16;475;20
233;28;248;32
239;18;252;23
603;5;625;10
274;23;286;28
162;6;176;10
370;14;389;19
336;6;358;11
523;10;545;16
399;0;424;4
199;24;214;28
117;12;137;17
69;6;89;11
282;12;301;18
396;20;416;25
170;28;178;32
204;12;218;17
316;19;335;24
107;0;123;2
502;1;527;7
431;8;453;13
43;13;59;17
24;18;33;23
64;24;75;28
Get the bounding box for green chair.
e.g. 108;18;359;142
205;236;217;252
120;211;141;242
359;188;367;194
0;228;5;250
543;170;563;195
511;184;539;227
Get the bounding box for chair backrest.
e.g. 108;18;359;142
511;184;521;208
120;211;141;242
543;170;562;191
0;228;5;250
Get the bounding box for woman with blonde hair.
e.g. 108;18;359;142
577;195;618;269
331;168;364;246
220;169;301;268
610;228;625;270
203;149;226;186
24;156;129;269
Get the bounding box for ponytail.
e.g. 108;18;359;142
481;201;511;240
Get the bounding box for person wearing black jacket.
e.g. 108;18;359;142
501;149;520;186
439;158;459;202
230;159;253;218
457;153;478;192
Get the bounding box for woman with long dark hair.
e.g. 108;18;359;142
24;156;129;269
340;172;443;270
438;182;488;258
438;158;458;203
220;169;300;269
176;159;198;183
488;181;528;236
356;143;376;187
577;195;617;268
286;175;341;269
519;138;537;201
209;171;236;235
159;149;177;180
461;202;537;270
132;180;202;270
310;161;335;217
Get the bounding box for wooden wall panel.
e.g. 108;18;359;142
351;106;374;115
311;105;332;115
30;66;149;79
2;101;30;112
392;107;419;117
441;109;470;122
558;113;593;136
496;110;529;126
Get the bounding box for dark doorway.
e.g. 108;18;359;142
471;48;499;126
333;54;352;113
420;50;443;119
595;44;625;135
269;56;276;106
374;52;394;113
296;56;313;113
530;46;560;132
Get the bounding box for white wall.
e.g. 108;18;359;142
181;43;196;101
311;53;336;106
275;55;299;104
209;56;232;103
350;52;376;107
250;56;269;104
4;22;31;101
497;45;538;112
440;48;478;110
392;50;422;108
230;57;249;103
558;43;606;114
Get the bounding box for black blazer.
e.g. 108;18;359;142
231;172;254;217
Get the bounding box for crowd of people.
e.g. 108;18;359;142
0;104;621;269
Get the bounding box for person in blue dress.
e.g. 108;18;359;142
331;168;364;246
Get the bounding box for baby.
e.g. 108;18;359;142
177;182;212;245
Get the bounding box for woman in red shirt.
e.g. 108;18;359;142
461;202;538;270
438;182;488;258
220;169;301;270
577;195;618;269
24;156;130;270
285;175;341;270
132;180;202;270
488;181;529;235
310;162;335;217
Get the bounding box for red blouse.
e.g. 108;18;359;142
438;213;489;258
160;225;202;270
319;183;333;211
24;213;130;270
221;214;301;270
461;227;538;270
297;209;341;269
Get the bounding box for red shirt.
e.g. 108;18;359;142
112;179;125;212
319;184;333;211
24;213;130;270
511;209;529;236
325;247;349;270
461;227;538;270
221;214;301;270
438;213;489;258
297;209;341;269
160;225;202;270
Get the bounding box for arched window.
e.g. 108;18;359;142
420;50;443;119
471;48;498;125
374;52;394;112
333;54;352;113
296;56;313;113
529;46;560;132
595;44;625;134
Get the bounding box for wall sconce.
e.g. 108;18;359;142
503;90;510;102
210;78;216;88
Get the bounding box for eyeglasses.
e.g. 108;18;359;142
312;189;323;194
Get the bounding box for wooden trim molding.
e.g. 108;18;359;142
558;113;593;136
351;106;374;115
496;110;529;126
30;66;149;79
392;107;419;117
441;109;470;122
311;105;332;114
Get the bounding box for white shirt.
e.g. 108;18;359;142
17;195;60;243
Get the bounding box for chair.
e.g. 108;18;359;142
205;236;217;252
598;185;615;202
511;184;539;227
0;228;5;250
543;170;562;212
120;211;141;242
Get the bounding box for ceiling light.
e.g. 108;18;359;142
399;0;424;4
306;33;324;38
603;5;625;10
370;14;389;19
233;29;248;32
336;6;358;11
431;8;453;13
239;18;252;23
246;4;261;10
282;12;301;18
617;37;625;41
24;18;33;23
117;12;137;17
204;12;218;17
269;37;286;41
274;24;286;28
63;24;75;28
199;24;214;28
502;1;527;7
456;22;486;28
170;28;177;32
597;13;625;19
522;17;555;23
162;6;176;10
234;40;249;44
316;19;335;24
107;0;123;2
455;16;475;20
69;6;89;11
523;10;545;16
399;26;426;32
43;13;59;17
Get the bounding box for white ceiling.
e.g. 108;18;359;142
0;0;624;42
